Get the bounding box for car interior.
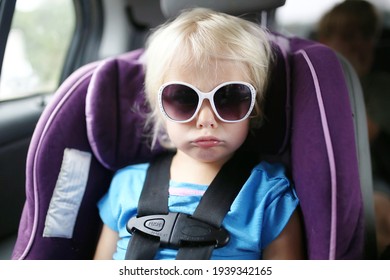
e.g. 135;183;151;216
1;0;390;260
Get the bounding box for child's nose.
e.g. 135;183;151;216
196;100;218;128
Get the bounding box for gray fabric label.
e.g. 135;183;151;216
43;148;92;238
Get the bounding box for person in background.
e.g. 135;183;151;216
317;0;390;259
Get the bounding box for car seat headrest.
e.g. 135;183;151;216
85;42;289;171
160;0;286;18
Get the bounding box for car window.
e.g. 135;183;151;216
275;0;342;38
0;0;74;101
276;0;390;38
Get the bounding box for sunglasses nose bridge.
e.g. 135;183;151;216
195;97;219;127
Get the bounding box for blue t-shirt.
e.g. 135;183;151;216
97;161;299;260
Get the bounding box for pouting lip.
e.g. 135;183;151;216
192;136;221;143
191;136;222;148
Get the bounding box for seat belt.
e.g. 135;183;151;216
125;150;257;260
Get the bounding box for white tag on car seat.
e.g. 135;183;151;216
43;148;92;238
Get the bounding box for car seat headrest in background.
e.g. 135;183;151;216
160;0;286;18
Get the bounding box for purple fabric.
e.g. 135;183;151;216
12;63;112;259
12;34;364;260
86;50;162;171
11;51;163;259
289;38;363;259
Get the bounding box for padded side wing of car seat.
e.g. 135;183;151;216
11;61;112;259
12;49;166;259
289;38;364;259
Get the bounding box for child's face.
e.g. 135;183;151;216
161;59;252;165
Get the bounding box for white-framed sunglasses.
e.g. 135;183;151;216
158;81;256;123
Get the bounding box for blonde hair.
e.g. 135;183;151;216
143;8;273;148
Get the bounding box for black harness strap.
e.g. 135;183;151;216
126;151;256;260
176;152;256;259
136;152;173;216
125;152;173;260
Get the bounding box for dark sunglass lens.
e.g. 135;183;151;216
214;84;252;120
161;84;199;121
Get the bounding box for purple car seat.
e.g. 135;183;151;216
12;0;376;260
